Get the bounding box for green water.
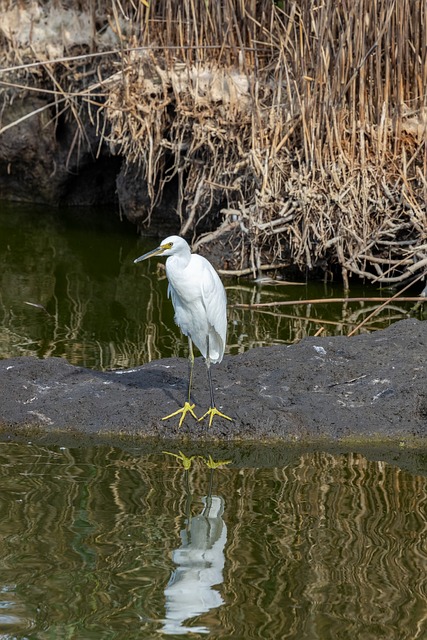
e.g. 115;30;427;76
1;203;427;638
0;441;426;639
1;202;424;371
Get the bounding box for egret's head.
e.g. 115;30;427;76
134;236;189;263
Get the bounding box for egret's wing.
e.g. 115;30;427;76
200;259;227;362
167;281;189;336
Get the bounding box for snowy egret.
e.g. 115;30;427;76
134;236;232;427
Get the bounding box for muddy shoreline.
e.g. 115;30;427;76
0;318;425;447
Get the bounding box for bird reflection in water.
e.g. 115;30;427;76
160;455;228;636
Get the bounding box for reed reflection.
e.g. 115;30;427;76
0;444;427;638
1;203;424;371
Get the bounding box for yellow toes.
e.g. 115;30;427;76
162;403;232;428
162;401;198;427
198;406;233;428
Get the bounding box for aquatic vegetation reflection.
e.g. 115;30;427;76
0;443;426;637
1;203;425;370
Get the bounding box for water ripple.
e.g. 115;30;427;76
0;444;426;638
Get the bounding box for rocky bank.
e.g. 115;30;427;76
0;318;426;445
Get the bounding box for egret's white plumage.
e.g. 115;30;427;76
134;236;231;427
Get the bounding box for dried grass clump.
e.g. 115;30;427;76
0;0;118;83
99;0;427;286
0;0;120;143
0;0;426;287
104;50;260;223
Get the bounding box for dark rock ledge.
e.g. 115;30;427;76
0;319;426;444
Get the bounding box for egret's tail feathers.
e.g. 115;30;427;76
206;332;224;364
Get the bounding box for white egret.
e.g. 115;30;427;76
134;236;232;427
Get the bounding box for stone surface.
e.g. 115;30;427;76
0;318;426;443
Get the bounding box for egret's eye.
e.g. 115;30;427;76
162;242;173;250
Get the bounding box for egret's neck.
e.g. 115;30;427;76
166;248;192;276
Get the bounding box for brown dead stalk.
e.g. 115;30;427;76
0;0;426;287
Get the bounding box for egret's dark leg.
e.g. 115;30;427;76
187;337;195;405
206;361;215;410
198;337;232;427
162;337;198;427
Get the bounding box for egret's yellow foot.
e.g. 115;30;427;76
162;402;198;427
163;450;196;470
198;407;233;428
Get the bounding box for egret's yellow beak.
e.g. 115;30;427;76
134;245;165;264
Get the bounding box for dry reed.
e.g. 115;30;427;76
0;0;426;286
